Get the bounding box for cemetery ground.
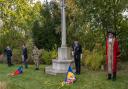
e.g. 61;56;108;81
0;62;128;89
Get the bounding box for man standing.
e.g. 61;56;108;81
106;31;120;81
32;46;40;70
22;44;28;68
72;41;82;75
5;46;13;66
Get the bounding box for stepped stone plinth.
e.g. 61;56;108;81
45;47;74;75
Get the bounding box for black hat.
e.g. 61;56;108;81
107;30;116;37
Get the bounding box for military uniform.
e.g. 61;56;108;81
22;46;28;68
5;47;13;67
72;41;82;74
32;46;40;70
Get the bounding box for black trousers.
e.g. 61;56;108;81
23;58;28;68
108;72;116;80
7;56;12;66
74;54;81;74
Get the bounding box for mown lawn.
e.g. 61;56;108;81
0;62;128;89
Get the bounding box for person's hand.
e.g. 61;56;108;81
117;54;120;62
81;54;83;59
21;55;24;61
117;54;121;58
26;59;29;62
72;51;74;56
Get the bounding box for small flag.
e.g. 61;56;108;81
14;66;23;75
64;65;76;84
8;66;23;77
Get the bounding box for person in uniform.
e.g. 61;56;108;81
32;46;40;70
72;41;82;75
22;44;28;68
106;31;120;81
5;46;13;67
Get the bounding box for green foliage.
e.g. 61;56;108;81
12;48;22;64
0;0;44;52
66;0;128;61
0;29;25;53
118;20;128;61
50;49;58;59
82;48;105;70
0;0;128;64
81;50;90;66
32;2;61;50
0;0;37;30
25;38;36;64
41;49;57;65
41;50;51;65
0;48;4;55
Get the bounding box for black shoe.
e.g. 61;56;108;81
8;65;11;67
25;65;28;69
35;68;39;70
112;78;116;81
107;74;112;80
107;78;111;80
77;73;80;75
75;72;78;74
10;64;14;66
75;72;80;75
112;75;116;81
8;64;12;67
112;72;116;81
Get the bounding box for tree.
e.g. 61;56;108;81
0;0;41;51
32;1;61;50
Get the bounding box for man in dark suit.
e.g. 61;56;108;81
22;44;28;68
72;41;82;75
5;46;13;66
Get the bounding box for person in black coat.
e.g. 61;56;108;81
5;46;13;66
72;41;82;74
22;44;28;68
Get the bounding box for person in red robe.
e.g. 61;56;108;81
106;31;120;81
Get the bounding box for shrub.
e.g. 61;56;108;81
40;49;57;65
12;47;34;64
12;48;22;64
0;50;2;55
50;49;58;59
82;49;105;70
81;50;90;66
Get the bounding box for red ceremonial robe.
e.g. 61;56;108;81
106;38;120;73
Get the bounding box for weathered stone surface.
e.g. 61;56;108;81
45;0;74;75
45;47;74;75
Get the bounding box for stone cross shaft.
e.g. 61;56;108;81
61;0;66;47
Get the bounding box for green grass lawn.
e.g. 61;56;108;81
0;63;128;89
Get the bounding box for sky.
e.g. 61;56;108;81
36;0;52;3
122;10;128;18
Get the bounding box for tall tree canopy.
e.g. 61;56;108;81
32;1;61;50
0;0;128;60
